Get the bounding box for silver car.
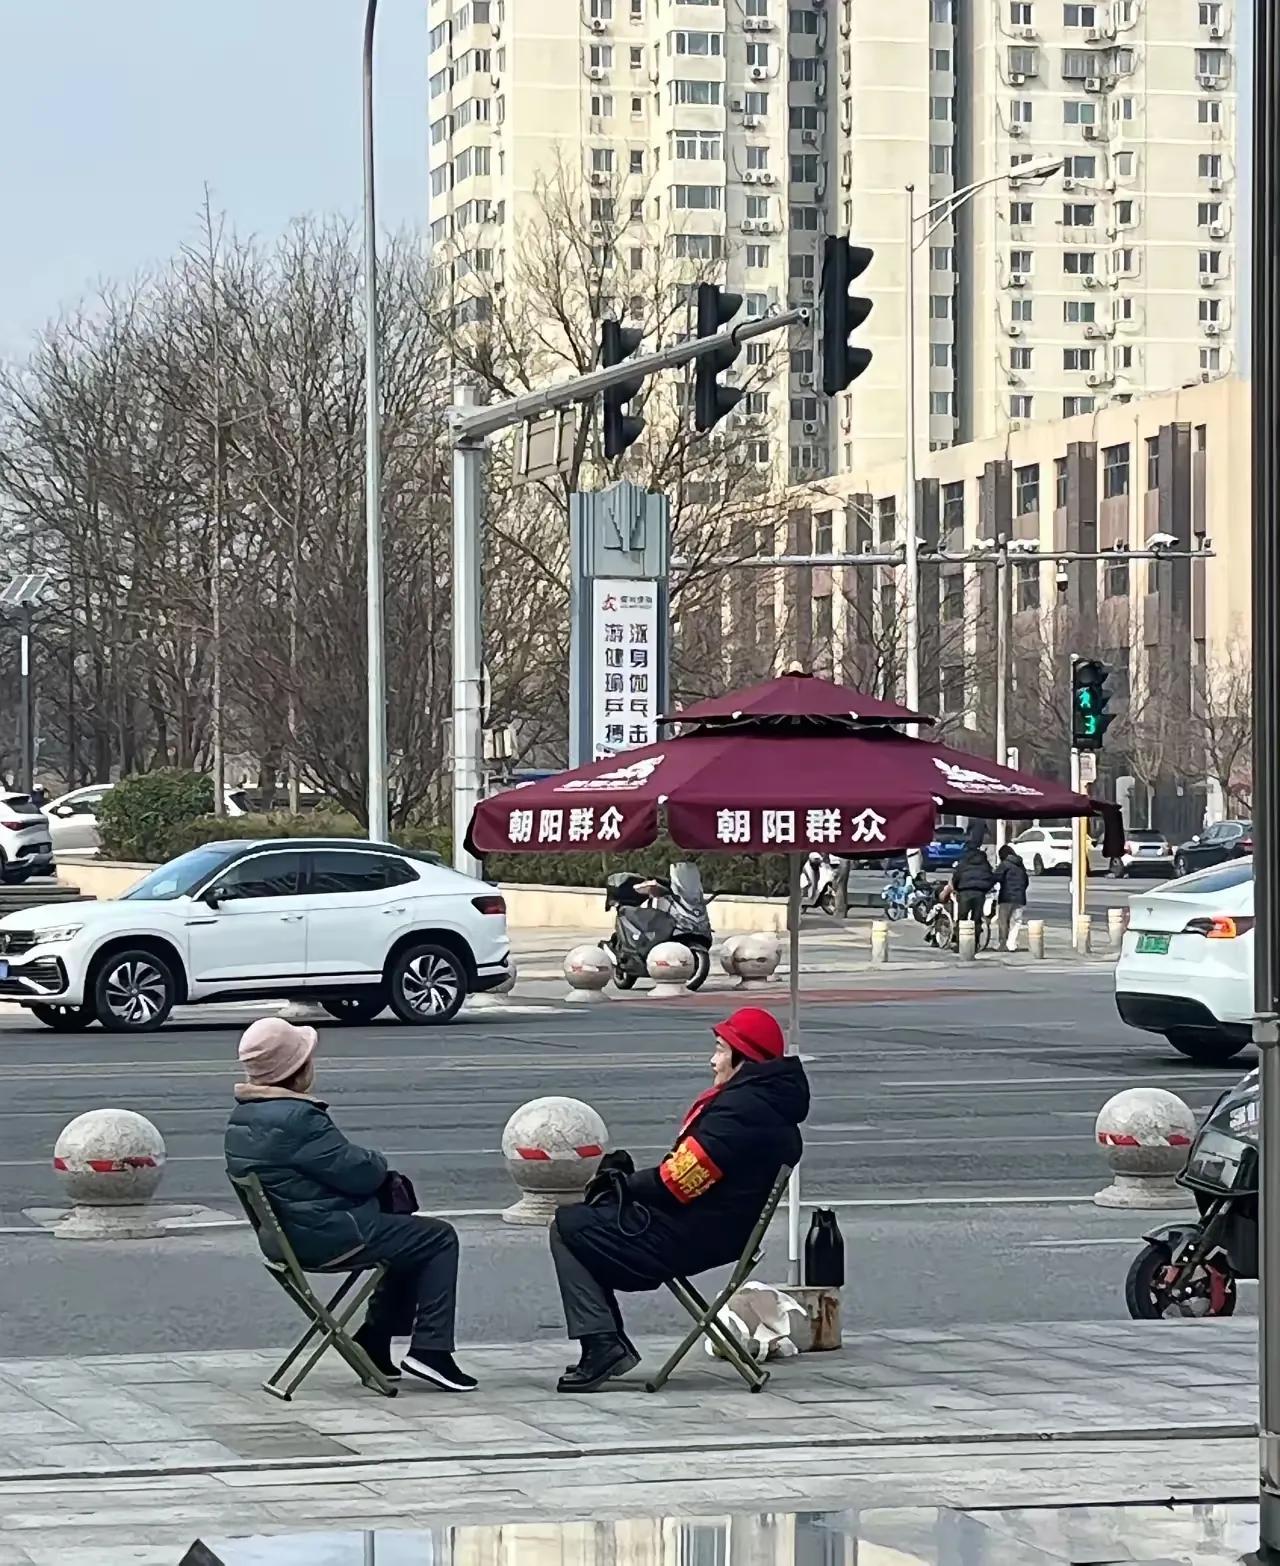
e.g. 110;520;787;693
0;793;54;884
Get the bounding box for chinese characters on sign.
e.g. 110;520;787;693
714;807;889;848
508;804;626;846
591;578;659;760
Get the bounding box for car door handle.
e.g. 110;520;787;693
185;917;218;926
280;914;305;923
384;906;406;916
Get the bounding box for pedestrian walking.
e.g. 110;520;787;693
994;842;1029;951
548;1006;809;1392
224;1017;476;1393
949;843;996;944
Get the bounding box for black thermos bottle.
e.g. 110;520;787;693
804;1208;845;1287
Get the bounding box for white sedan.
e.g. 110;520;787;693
1012;826;1111;876
1115;857;1254;1066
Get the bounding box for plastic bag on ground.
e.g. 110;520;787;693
705;1281;808;1361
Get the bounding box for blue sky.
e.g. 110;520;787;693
0;0;426;355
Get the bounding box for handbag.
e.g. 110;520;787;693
378;1171;419;1215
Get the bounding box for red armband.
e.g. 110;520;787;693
658;1136;723;1204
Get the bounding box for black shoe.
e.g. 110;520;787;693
557;1334;640;1393
563;1329;639;1376
400;1350;478;1392
353;1324;401;1380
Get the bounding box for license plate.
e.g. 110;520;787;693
1137;932;1171;955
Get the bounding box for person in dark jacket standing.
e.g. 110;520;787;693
549;1006;809;1392
225;1017;476;1393
994;843;1029;951
949;845;996;942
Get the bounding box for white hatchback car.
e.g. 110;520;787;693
1115;857;1254;1066
0;838;510;1033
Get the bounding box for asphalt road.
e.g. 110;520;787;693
846;869;1171;923
0;966;1253;1355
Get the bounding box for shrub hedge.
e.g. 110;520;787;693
97;770;215;863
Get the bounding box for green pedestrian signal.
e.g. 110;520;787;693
1071;657;1114;751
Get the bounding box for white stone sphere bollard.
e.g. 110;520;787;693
648;941;696;998
564;944;612;1003
1094;1087;1197;1209
735;933;781;989
956;919;977;961
501;1096;609;1225
720;934;746;976
52;1108;167;1240
466;959;518;1011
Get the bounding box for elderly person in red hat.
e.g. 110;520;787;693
225;1017;476;1393
549;1005;809;1392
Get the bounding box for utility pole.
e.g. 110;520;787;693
994;538;1012;849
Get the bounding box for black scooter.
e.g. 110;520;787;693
1125;1069;1257;1319
601;867;713;992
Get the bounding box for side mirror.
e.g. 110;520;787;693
202;887;224;910
53;805;74;818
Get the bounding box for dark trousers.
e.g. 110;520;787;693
955;892;986;938
346;1215;459;1353
549;1220;626;1341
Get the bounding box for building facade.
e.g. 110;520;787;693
428;0;1241;483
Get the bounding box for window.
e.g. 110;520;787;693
791;346;814;376
673;30;722;54
941;481;964;541
1199;98;1223;123
213;852;306;901
1114;199;1135;226
1064;299;1096;322
930;294;953;319
589;43;613;68
1200;296;1221;322
673;184;721;209
1012;98;1033;123
1054;456;1069;508
1015;562;1041;612
1141;434;1159;490
1197;48;1228;79
1198;201;1223;227
791;153;820;182
931;0;953;18
629;149;644;175
789;105;820;131
932;46;953;69
1114;96;1135;121
1063;3;1095;23
672;232;722;258
789;251;816;282
1200;248;1223;274
1201;346;1222;372
589;196;615;223
1115;296;1134;320
941;664;965;717
1200;153;1223;179
631;94;643;115
456;145;491;180
1010;0;1032;21
628;246;644;272
590;147;615;174
1064;99;1097;124
1012;296;1034;321
1063;153;1096;179
932;342;954;367
790;56;819;81
1010;248;1033;272
930;391;956;417
1010;201;1034;224
1063;394;1095;416
1015;463;1040;514
790;204;820;231
310;851;416;896
1063;250;1096;274
670;79;722;105
941;574;964;624
1010;393;1033;418
876;497;897;545
1200;0;1222;22
745;194;768;219
1063;202;1096;225
1105;557;1130;598
744;392;770;417
1113;47;1135;74
429;67;452;99
930;95;953;119
1063;347;1095;371
1116;343;1133;369
590;0;613;17
1010;346;1032;370
744;89;768;113
790;4;818;28
931;144;953;175
1061;49;1094;78
746;244;770;268
744;290;768;317
674;129;721;159
1102;442;1129;497
746;342;768;367
430;165;451;198
1009;45;1038;74
429;115;450;146
1114;151;1135;177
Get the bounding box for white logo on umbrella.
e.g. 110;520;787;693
933;757;1040;797
557;754;664;793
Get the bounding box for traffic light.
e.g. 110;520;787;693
820;236;874;397
693;282;745;433
1071;657;1114;751
599;318;645;459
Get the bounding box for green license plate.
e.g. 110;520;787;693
1137;932;1171;955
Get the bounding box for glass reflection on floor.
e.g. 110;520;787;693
196;1498;1261;1566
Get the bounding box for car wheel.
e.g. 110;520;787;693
1032;855;1045;876
29;1003;96;1032
1165;1028;1248;1067
92;948;177;1032
387;942;467;1024
321;993;386;1025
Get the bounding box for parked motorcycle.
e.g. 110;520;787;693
801;852;840;914
601;863;714;992
1124;1069;1257;1319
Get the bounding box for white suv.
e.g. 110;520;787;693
0;794;54;884
0;838;510;1033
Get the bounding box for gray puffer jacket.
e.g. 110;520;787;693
225;1085;388;1268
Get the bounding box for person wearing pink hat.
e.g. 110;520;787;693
549;1006;808;1392
225;1016;476;1393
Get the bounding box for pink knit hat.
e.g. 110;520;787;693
238;1017;318;1086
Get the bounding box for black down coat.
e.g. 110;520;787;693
995;852;1030;905
951;848;997;896
225;1085;388;1268
555;1055;809;1292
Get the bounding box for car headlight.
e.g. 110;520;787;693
33;925;83;945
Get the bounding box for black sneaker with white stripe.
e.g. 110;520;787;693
400;1350;478;1392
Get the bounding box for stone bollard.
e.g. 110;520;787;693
1108;907;1128;951
719;935;745;976
564;944;612;1003
648;941;696;998
52;1109;167;1240
869;919;889;966
1075;914;1093;954
1093;1087;1196;1209
501;1097;608;1224
1027;919;1046;960
956;918;977;960
735;933;781;989
466;960;518;1011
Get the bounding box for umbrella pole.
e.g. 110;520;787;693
786;854;802;1286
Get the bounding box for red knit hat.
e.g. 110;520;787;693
713;1006;786;1063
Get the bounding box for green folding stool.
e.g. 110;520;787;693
229;1172;398;1401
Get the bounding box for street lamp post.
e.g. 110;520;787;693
362;0;389;843
902;159;1062;734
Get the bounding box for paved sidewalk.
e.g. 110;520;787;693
0;1319;1258;1562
